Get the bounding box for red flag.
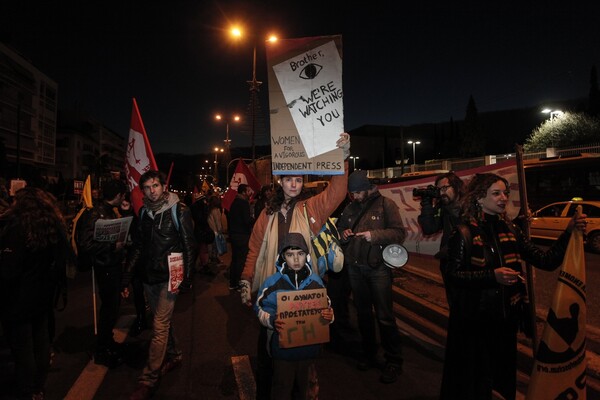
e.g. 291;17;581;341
166;161;174;187
222;158;261;211
125;98;158;215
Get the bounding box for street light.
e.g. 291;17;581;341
407;140;421;166
349;156;360;170
541;108;564;121
230;26;278;164
215;114;241;183
213;148;223;182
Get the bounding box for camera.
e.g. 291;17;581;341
413;185;441;198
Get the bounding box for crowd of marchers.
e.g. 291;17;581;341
0;131;588;400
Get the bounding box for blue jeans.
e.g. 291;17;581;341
347;263;403;366
140;282;181;387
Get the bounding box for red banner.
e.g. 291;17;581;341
222;159;261;211
125;98;158;215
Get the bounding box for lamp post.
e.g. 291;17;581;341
349;156;359;170
230;27;278;164
213;148;224;182
215;114;241;183
407;140;421;167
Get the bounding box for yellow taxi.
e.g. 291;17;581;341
530;198;600;253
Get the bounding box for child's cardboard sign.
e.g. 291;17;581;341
276;288;330;348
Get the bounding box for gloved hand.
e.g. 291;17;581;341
240;280;252;306
336;132;351;160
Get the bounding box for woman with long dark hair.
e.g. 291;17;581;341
440;173;587;400
0;187;69;400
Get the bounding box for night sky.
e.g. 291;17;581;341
2;1;599;155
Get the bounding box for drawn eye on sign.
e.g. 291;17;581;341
299;63;323;79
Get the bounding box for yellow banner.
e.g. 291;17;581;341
527;206;587;399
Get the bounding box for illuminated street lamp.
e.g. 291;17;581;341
230;26;278;164
215;113;241;183
349;156;360;170
541;108;564;121
213;149;223;182
407;140;421;166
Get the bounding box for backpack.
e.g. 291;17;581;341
303;203;344;277
69;207;94;272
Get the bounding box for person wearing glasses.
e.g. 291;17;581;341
417;172;465;305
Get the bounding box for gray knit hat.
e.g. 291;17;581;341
348;170;372;192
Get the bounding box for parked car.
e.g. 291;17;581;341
530;198;600;253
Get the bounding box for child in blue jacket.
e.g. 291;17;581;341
255;232;334;399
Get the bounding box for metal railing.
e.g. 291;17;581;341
367;143;600;179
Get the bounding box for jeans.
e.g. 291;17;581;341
2;313;50;399
347;263;403;366
140;282;181;387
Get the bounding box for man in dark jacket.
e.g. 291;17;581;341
77;179;127;368
416;172;464;305
227;184;253;290
337;170;406;384
122;170;197;400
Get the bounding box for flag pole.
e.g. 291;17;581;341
91;266;98;335
515;144;538;354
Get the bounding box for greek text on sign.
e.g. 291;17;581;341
276;288;330;348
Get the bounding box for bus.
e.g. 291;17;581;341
524;153;600;211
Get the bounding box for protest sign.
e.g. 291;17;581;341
167;252;184;292
277;288;329;348
267;35;345;175
93;216;133;242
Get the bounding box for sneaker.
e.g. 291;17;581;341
380;363;402;384
160;356;182;376
129;383;154;400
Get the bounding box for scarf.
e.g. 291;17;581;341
143;192;169;213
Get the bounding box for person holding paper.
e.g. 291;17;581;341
76;179;128;368
240;132;350;399
121;170;197;400
255;233;334;400
337;170;407;384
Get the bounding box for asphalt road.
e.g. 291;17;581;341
1;250;445;400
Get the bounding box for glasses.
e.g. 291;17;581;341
438;185;452;192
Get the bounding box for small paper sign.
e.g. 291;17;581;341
168;252;184;292
276;288;330;348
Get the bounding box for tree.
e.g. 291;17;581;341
459;95;485;157
524;112;600;151
588;65;600;117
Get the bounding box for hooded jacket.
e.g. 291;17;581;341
124;192;196;285
254;256;329;361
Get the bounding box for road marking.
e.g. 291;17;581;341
231;355;256;400
64;315;134;400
